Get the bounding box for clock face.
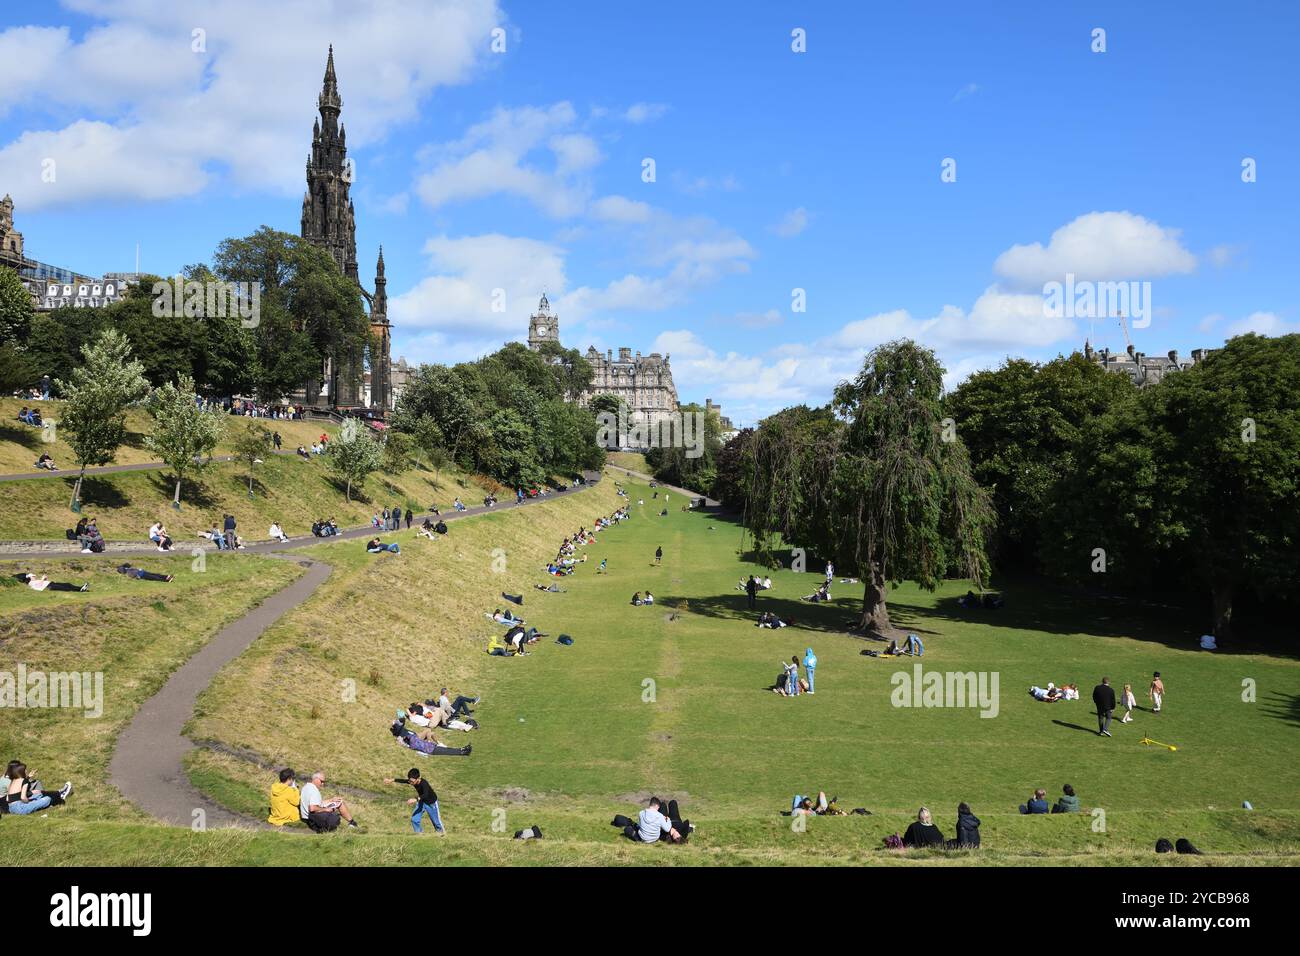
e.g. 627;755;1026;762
536;325;549;336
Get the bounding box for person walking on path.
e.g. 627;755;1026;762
404;507;413;530
272;431;282;451
1092;677;1116;737
655;546;663;566
1149;672;1165;713
383;768;446;835
745;575;758;609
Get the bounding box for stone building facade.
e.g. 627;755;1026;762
526;294;680;442
1082;339;1213;387
300;46;392;413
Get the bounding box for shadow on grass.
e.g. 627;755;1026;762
1052;719;1100;735
1261;691;1300;729
74;475;132;510
0;423;42;452
145;472;221;511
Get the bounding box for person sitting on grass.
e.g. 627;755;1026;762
78;520;104;554
296;444;310;458
756;611;790;629
381;767;447;835
366;537;400;554
402;702;476;733
631;591;644;606
4;761;73;815
644;591;655;605
149;522;173;552
297;770;359;832
771;660;797;696
116;563;173;583
390;717;471;756
902;806;945;848
436;688;480;719
1019;788;1050;814
418;518;441;540
1051;784;1081;814
269;522;289;543
615;797;689;844
802;582;831;603
453;498;466;511
267;768;301;827
13;572;88;593
949;802;981;848
35;453;57;471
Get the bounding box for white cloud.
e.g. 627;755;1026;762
951;82;980;103
993;211;1197;286
0;0;503;208
1222;311;1295;338
624;102;668;123
771;206;809;237
590;195;652;223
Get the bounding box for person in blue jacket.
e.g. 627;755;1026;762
803;648;817;694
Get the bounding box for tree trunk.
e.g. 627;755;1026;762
346;478;352;502
859;560;894;637
173;476;183;508
1211;578;1234;640
70;468;85;511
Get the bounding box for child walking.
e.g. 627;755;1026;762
1120;682;1137;722
1149;672;1165;713
383;768;446;835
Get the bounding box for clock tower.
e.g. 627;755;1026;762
527;292;560;351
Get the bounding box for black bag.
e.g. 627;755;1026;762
65;529;76;540
1155;838;1174;853
557;634;574;645
1175;838;1203;855
90;539;105;553
611;814;636;829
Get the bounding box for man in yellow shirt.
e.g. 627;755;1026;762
268;768;302;826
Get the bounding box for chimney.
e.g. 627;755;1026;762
619;347;632;362
1168;349;1179;364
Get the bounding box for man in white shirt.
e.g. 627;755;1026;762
627;797;684;843
269;522;289;543
298;770;359;832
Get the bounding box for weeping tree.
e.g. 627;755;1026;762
742;340;994;636
144;374;226;508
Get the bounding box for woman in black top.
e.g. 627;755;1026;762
901;806;945;847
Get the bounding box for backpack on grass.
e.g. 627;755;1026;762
556;634;574;646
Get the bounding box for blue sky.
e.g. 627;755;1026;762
2;0;1296;425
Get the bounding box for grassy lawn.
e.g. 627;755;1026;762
0;451;483;542
1;396;338;476
605;451;651;474
2;472;1296;866
0;553;302;821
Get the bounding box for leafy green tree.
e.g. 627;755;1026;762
743;341;994;635
535;340;595;401
231;422;273;496
55;329;151;509
1044;334;1300;638
0;342;36;395
645;402;724;491
710;427;753;504
145;374;226;507
381;429;415;474
328;417;383;501
946;353;1135;568
0;266;33;344
393;364;482;468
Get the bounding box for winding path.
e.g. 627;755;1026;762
90;473;602;829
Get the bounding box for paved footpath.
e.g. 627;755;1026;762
80;472;598;829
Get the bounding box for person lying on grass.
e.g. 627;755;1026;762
534;582;566;593
435;688;479;719
116;563;173;583
366;537;400;554
390;717;471;756
802;583;831;603
489;607;524;625
13;572;88;593
401;702;476;732
1029;684;1062;702
4;761;73;815
380;768;447;835
791;792;843;816
612;797;691;844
